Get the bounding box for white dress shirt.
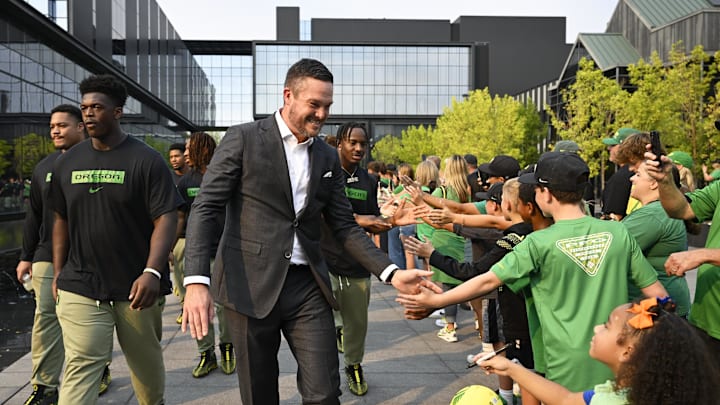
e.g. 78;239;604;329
275;111;312;265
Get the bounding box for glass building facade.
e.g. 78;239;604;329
194;55;254;127
254;43;472;117
0;0;213;217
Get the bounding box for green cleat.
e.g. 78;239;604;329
219;342;236;375
192;349;217;378
345;364;368;396
23;384;58;405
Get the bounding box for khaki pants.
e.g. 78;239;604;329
172;238;186;303
330;274;371;366
30;261;64;389
56;290;165;405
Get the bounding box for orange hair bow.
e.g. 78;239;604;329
626;297;658;329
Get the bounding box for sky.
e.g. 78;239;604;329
155;0;620;44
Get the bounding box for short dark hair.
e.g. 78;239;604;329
547;188;585;204
79;74;128;107
336;122;367;144
169;143;186;153
50;104;82;123
518;182;538;209
284;59;333;93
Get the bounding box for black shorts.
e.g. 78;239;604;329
505;337;534;370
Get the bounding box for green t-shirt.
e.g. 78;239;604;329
687;182;720;339
491;216;657;392
710;168;720;182
473;200;487;214
622;201;691;316
429;186;465;285
584;380;629;405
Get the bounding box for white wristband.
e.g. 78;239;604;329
143;267;161;279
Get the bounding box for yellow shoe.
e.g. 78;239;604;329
192;350;217;378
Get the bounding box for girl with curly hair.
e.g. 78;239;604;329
477;297;719;404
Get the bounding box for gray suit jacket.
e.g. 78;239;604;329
184;115;393;318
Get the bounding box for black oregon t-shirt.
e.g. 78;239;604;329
176;169;223;256
21;151;61;263
51;137;181;300
176;169;202;238
321;166;380;278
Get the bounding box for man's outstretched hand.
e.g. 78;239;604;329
390;269;442;294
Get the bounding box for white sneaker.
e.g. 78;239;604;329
437;325;458;342
429;309;445;319
435;318;447;328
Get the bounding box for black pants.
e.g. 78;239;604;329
224;266;341;405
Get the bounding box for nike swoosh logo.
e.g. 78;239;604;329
89;186;103;194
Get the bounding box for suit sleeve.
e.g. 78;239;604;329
184;126;244;278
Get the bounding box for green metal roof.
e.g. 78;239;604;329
626;0;712;29
577;33;642;71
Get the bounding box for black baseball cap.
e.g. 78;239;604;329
478;155;520;179
519;152;589;192
476;182;504;203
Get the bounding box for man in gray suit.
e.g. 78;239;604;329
182;59;435;405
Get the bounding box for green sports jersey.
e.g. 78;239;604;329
687;182;720;339
622;201;690;316
491;216;657;392
430;186;465;285
710;168;720;182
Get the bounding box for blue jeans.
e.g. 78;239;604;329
387;226;406;268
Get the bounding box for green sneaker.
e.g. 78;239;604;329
219;342;236;375
176;310;183;325
98;365;112;396
192;349;217;378
23;384;58;405
336;327;344;353
345;364;368;396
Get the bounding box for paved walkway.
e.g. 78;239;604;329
1;270;698;405
0;282;499;405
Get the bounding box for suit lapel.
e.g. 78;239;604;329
260;117;294;213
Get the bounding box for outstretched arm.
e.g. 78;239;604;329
396;271;502;311
479;356;585;405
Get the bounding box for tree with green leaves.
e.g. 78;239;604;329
0;139;12;176
373;89;542;168
13;133;54;180
547;57;629;177
663;44;718;163
621;51;681;143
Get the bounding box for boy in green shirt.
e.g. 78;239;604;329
397;152;667;392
